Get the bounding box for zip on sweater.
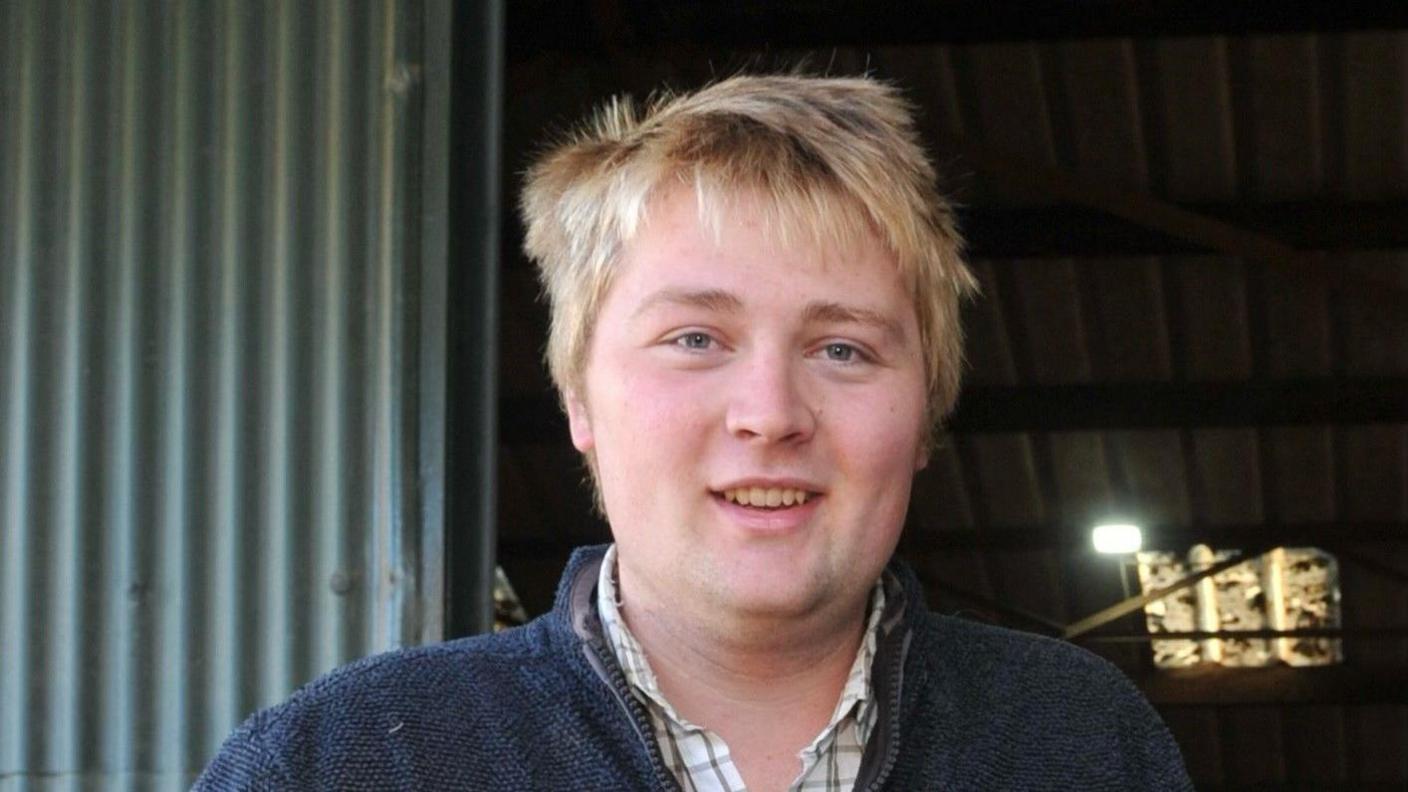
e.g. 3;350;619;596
567;552;913;792
569;553;684;791
856;572;911;792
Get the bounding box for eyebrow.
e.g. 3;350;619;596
631;288;744;319
801;300;907;345
631;288;906;344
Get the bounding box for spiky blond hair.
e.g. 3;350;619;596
521;73;978;438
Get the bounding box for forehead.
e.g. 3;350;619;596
611;184;910;314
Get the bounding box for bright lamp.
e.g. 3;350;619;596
1092;523;1143;554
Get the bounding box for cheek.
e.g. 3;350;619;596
829;386;927;487
592;366;714;476
591;372;716;537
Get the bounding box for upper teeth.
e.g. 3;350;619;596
722;487;810;507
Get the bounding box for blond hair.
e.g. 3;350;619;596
520;73;978;437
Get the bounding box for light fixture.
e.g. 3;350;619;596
1092;522;1143;554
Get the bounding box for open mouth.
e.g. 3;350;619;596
715;487;819;510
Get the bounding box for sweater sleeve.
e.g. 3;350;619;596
1049;642;1194;791
192;709;294;791
1111;670;1196;791
1003;634;1196;791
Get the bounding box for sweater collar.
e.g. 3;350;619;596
556;543;921;641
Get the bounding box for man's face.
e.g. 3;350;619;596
566;186;929;626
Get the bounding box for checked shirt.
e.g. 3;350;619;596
596;545;885;792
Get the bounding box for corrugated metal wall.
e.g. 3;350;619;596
0;0;458;787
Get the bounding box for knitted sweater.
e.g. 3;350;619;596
196;546;1193;791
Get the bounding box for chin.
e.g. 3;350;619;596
703;572;836;619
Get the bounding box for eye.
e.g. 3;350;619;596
822;342;861;362
672;331;716;351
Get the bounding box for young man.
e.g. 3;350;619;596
199;74;1192;791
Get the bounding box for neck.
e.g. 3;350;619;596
612;567;873;740
628;598;865;705
606;557;881;792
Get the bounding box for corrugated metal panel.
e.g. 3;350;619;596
0;0;457;786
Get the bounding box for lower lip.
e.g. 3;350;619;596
712;494;822;534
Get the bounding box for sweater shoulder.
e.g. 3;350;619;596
900;612;1192;790
196;615;586;789
305;616;573;718
907;612;1164;730
912;611;1135;695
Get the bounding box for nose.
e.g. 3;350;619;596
724;355;816;444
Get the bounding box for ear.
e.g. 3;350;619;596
913;440;930;473
564;390;596;453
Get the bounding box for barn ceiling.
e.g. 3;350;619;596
490;5;1408;788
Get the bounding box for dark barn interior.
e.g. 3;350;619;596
491;4;1408;789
